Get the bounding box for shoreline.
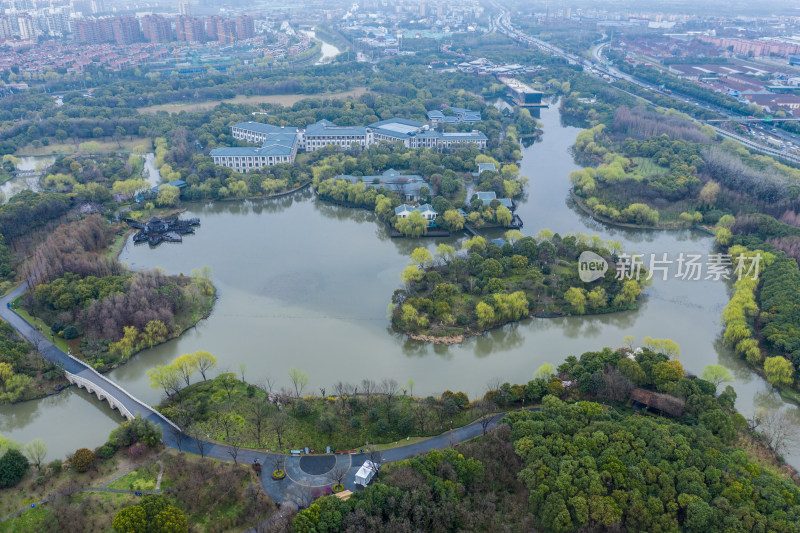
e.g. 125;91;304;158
403;304;639;344
568;189;690;231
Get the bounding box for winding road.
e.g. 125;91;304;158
0;283;507;508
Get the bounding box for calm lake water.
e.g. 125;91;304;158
2;103;797;462
0;155;55;201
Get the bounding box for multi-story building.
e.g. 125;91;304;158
302;120;371;151
0;15;14;39
236;15;254;40
205;16;220;40
216;18;237;44
111;16;142;45
141;15;172;43
211;123;301;170
369;118;488;150
213;117;487;173
16;15;36;40
176;15;205;42
45;8;73;37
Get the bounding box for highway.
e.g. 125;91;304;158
490;5;800;163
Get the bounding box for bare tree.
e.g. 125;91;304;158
326;462;350;486
755;409;800;457
260;375;276;394
247;396;272;447
288;367;309;399
334;381;352;414
366;448;382;476
286;485;313;509
473;400;497;435
270;410;290;450
188;424;207;458
381;378;399;422
319;387;326;398
170;425;186;452
361;379;376;404
226;427;243;464
271;454;284;473
412;401;429;433
603;367;634;402
29;332;44;355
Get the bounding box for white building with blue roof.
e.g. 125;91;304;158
394;203;438;223
368;118;488;150
302;119;370;151
211;121;301;171
211;117;489;173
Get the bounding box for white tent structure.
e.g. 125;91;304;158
355;460;380;486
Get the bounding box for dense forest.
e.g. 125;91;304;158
391;233;644;339
293;347;800;533
0;319;64;403
14;215;215;375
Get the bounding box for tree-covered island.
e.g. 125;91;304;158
390;232;646;342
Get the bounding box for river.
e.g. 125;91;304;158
1;103;797;462
301;30;341;65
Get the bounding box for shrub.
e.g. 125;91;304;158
294;399;312;418
109;416;162;448
47;459;62;474
0;449;29;488
95;445;116;460
71;448;94;473
128;443;146;459
62;326;79;339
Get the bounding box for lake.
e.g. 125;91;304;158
1;102;797;463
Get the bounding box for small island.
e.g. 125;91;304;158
390;232;646;342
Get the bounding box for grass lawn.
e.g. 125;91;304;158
15;137;150;157
630;156;669;177
137;87;367;114
107;461;164;492
105;231;131;261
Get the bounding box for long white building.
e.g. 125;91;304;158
210;118;489;172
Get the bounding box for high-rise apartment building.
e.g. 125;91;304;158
141;14;173;43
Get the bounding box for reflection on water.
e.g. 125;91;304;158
301;30;341;64
0;155;55;201
3;102;799;468
0;388;123;460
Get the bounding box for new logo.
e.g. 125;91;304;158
578;251;608;282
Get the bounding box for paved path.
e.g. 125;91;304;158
0;284;181;435
0;283;513;508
